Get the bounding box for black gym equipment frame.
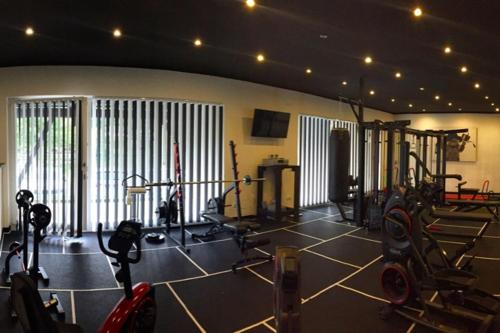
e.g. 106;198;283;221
344;80;469;227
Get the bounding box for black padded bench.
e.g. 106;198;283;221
197;212;273;271
222;220;261;234
447;199;500;220
202;213;235;226
431;209;492;222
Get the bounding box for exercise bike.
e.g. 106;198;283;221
97;220;157;333
9;220;156;333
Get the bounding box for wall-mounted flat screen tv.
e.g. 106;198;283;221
251;109;290;138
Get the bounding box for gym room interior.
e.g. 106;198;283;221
1;1;500;332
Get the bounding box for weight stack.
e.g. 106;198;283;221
328;128;350;203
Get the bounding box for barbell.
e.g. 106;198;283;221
126;175;265;192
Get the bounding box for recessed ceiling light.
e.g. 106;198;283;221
305;68;312;74
444;46;452;54
474;82;481;89
485;96;489;100
409;104;413;108
491;102;495;106
448;102;453;106
194;38;202;47
25;26;34;36
395;72;402;79
496;108;500;112
246;0;256;8
369;90;375;95
413;7;423;17
391;98;396;102
113;28;122;38
364;56;373;64
256;53;265;62
460;66;468;73
419;87;425;91
434;95;440;100
341;81;348;86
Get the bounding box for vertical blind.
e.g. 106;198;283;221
88;99;224;231
298;115;359;207
15;99;81;236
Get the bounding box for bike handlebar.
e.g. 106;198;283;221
97;222;142;264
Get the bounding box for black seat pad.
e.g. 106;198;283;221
201;213;235;224
224;221;261;234
448;199;500;207
431;209;491;222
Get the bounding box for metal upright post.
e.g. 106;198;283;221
436;136;442;176
355;77;365;227
372;126;380;202
398;128;407;185
415;135;421;185
422;135;428;177
442;134;448;202
386;128;394;193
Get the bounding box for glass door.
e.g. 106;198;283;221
15;99;83;236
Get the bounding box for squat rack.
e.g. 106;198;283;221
123;141;265;251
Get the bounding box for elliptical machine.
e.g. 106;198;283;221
97;220;157;333
3;190;34;285
28;203;52;284
380;188;500;332
5;198;65;318
3;190;52;286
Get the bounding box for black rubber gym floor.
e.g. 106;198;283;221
1;205;500;332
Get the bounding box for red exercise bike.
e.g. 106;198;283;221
97;220;157;333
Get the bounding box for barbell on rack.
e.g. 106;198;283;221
126;175;265;191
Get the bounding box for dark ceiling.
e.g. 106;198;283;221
1;0;500;114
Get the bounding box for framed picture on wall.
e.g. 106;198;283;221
445;128;477;162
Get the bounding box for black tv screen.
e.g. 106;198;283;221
251;109;290;138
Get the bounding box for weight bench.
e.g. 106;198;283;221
191;213;236;241
223;221;273;272
424;208;492;251
195;213;273;272
448;199;500;221
431;208;492;222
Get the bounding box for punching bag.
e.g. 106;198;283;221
328;128;350;203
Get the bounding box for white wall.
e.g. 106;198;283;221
0;66;394;229
395;113;500;192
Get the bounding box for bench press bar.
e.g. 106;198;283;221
127;176;266;189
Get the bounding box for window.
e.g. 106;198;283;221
298;115;358;207
88;99;224;230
